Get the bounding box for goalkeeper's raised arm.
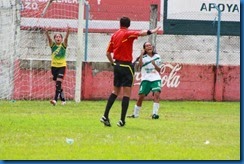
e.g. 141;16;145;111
63;26;70;47
45;27;53;47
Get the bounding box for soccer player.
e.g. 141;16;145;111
100;17;161;127
45;26;70;106
127;42;162;119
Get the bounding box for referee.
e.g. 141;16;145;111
100;17;161;127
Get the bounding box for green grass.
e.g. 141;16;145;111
0;100;240;160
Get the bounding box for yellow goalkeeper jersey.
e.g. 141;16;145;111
51;43;67;67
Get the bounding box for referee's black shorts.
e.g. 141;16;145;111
113;61;135;87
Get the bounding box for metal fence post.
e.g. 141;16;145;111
214;4;221;68
149;4;158;49
84;1;90;62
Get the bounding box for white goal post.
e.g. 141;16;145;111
0;0;85;102
75;0;85;103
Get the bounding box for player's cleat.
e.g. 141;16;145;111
61;101;66;105
152;114;159;119
127;114;138;118
50;100;57;106
117;120;126;127
100;116;111;127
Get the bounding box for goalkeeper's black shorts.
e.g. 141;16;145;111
51;66;66;81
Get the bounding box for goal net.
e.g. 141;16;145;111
0;0;81;101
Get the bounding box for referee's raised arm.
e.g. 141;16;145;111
139;26;161;36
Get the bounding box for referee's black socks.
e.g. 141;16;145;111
121;96;130;122
104;93;117;118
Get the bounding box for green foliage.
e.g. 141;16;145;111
0;100;240;160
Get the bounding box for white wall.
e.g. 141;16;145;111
19;31;240;65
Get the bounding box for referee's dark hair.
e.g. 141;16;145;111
120;17;130;28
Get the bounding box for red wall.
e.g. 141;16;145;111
88;0;161;21
13;61;239;101
81;63;239;101
21;0;161;20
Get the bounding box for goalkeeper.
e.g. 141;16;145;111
45;26;70;106
127;42;162;119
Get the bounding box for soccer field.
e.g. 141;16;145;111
0;100;240;160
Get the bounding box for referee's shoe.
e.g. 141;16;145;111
117;120;126;127
100;116;111;127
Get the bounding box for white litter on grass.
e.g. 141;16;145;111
204;140;210;144
66;138;74;144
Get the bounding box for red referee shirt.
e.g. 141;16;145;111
106;27;140;62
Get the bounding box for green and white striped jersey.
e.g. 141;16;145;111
141;53;161;82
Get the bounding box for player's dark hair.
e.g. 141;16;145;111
54;33;63;39
134;42;157;64
120;17;130;28
143;42;157;55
